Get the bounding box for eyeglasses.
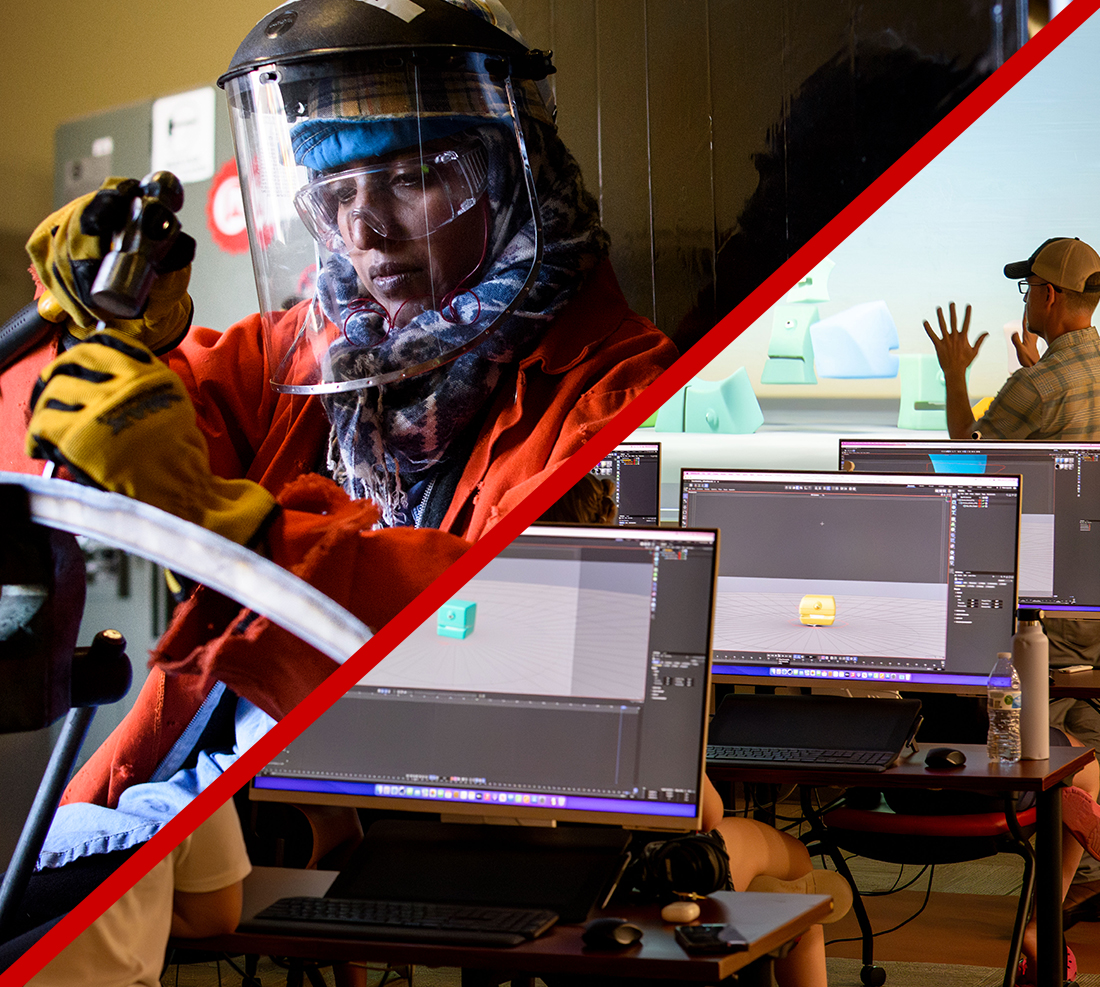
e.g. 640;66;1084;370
1017;280;1062;295
294;138;489;250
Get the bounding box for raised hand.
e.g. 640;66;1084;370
923;302;987;377
1010;314;1041;368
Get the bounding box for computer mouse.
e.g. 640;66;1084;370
581;916;644;948
924;746;967;769
661;900;702;923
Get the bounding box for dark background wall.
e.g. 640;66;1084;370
507;0;1027;349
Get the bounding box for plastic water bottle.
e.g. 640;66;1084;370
1013;609;1049;760
987;651;1022;763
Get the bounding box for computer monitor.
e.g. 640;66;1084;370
592;442;661;526
253;524;718;832
679;469;1021;693
840;439;1100;619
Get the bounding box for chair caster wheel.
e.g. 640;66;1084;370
860;965;887;986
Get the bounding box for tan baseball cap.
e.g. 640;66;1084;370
1004;237;1100;292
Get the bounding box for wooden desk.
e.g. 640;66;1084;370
175;866;833;986
707;742;1094;987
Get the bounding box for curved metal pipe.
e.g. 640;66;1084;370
0;472;370;663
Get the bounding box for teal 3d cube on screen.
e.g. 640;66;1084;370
437;600;477;640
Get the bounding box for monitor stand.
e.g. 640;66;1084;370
326;819;632;922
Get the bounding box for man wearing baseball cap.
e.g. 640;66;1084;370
924;235;1100;441
924;237;1100;938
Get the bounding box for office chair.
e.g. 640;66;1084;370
161;947;264;987
800;787;1037;987
165;801;358;987
2;474;379;985
0;485;133;949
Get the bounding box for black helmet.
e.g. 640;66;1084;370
219;0;555;88
218;0;555;393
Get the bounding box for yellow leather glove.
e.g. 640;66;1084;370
26;330;277;546
26;177;195;354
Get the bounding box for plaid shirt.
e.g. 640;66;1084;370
975;327;1100;440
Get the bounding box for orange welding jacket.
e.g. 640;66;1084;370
159;258;675;541
1;258;673;806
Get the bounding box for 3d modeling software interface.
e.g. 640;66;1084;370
681;469;1021;690
842;439;1100;616
255;526;718;829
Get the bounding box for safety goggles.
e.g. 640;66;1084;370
294;138;489;250
221;48;546;394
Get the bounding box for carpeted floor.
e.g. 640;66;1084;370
827;958;1100;987
824;851;1100;982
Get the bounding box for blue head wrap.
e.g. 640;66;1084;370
292;116;484;171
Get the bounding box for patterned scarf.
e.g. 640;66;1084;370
319;121;609;526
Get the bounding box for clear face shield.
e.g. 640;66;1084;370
221;52;547;393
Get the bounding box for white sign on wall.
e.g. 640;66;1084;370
151;87;217;184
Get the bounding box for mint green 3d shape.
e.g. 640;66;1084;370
897;354;970;430
650;370;763;433
683;369;764;433
437;599;477;640
761;303;819;384
760;258;834;384
653;385;685;431
786;259;835;304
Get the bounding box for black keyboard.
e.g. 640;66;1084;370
706;744;898;771
244;896;560;946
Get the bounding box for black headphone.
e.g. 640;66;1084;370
637;830;732;901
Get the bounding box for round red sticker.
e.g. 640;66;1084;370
206;159;250;254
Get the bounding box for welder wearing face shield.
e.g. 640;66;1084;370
1;1;675;955
207;0;677;533
18;0;675;537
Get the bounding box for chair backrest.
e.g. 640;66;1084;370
0;484;86;733
824;804;1038;839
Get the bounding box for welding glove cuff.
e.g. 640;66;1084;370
26;329;276;546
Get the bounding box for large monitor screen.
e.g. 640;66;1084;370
592;442;661;526
254;525;718;831
840;439;1100;618
679;469;1020;692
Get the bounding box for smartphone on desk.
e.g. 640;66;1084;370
675;923;750;953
